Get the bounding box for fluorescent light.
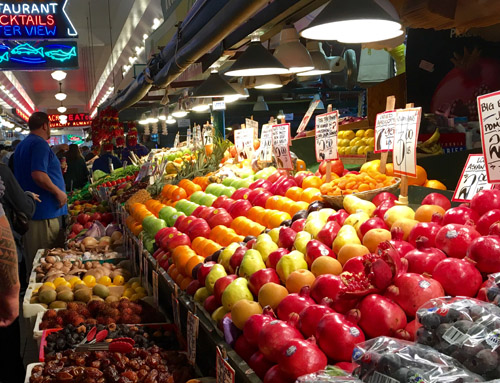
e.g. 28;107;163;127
55;92;67;101
143;34;148;41
57;106;67;113
300;0;403;43
14;127;22;132
51;71;67;81
135;46;144;54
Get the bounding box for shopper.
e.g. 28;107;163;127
64;144;89;191
85;145;100;163
13;112;68;275
142;134;157;151
92;142;122;175
121;134;149;164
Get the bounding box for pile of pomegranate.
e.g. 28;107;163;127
232;189;500;382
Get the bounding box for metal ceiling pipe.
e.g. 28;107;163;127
109;72;152;112
153;0;269;88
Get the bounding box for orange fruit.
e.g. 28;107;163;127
167;264;176;276
391;218;419;240
180;277;193;291
337;244;370;265
311;256;343;277
175;273;185;287
414;204;446;222
425;179;447;190
169;266;179;282
286;187;304;202
407;165;427;186
231;300;263;330
362;228;392;253
301;187;322;203
185;255;204;278
258;282;289;309
302;176;323;189
285;269;316;293
247;206;264;221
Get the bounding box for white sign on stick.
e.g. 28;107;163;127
374;110;396;153
453;154;494;202
393;108;422;178
315;111;339;161
259;124;273;162
272;123;293;170
234;128;255;161
478;90;500;183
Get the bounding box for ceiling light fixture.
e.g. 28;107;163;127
311;93;325;110
51;70;67;81
253;75;283;89
225;33;289;77
297;41;331;76
172;103;188;118
143;34;148;41
253;95;269;112
57;104;67;114
191;98;211;112
224;84;249;103
14;127;22;132
55;82;67;101
158;107;167;120
274;25;314;73
277;110;285;120
166;115;176;124
300;0;403;43
139;113;148;125
193;69;241;98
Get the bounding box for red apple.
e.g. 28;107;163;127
198;206;216;221
278;227;297;250
84;222;93;229
248;268;280;296
101;213;114;225
155;227;178;244
229;246;247;272
162;232;191;251
291;218;306;232
421;193;451;211
268;171;289;184
246;238;257;249
316;221;341;248
228;199;253;219
212;196;229;208
359;217;388;238
371;192;397;207
77;213;91;225
152;248;166;260
203;295;219;314
220;199;235;212
306;240;336;265
232;188;252;201
67;232;77;239
327;209;349;226
214;275;238;305
266;248;290;269
177;216;195;233
90;212;101;222
249;179;272;190
252;192;272;208
207;208;233;228
192;206;206;217
247;188;266;204
197;261;216;286
174;215;187;230
294;172;313;187
186;218;211;241
158;254;170;270
186;280;201;296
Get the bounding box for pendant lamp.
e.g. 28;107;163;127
274;25;314;73
253;96;269;112
297;42;331;76
193;70;241;98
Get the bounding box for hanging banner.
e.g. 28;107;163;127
315;111;339;162
453;154;495;202
297;99;320;134
478;90;500;183
234;127;255;161
272;123;293;170
374;110;396;153
393;108;422;178
259;124;273;163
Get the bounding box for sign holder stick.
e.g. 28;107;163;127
397;102;415;205
380;96;396;174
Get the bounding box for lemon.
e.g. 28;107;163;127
98;276;112;286
131;281;141;290
338;131;345;139
344;130;355;140
349;137;359;146
355;129;365;137
350;146;360;155
357;146;367;155
135;286;146;295
123;288;135;298
366;137;375;146
365;129;374;138
53;277;66;287
83;275;96;288
338;147;346;156
342;139;351;147
113;275;125;286
358;138;367;146
43;282;56;290
130;293;140;301
69;277;81;287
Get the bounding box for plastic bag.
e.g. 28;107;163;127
416;297;500;379
352;336;484;383
480;273;500;306
296;366;361;383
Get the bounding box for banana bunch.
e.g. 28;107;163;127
418;129;443;155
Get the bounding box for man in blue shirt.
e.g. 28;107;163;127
92;142;122;175
13;112;67;273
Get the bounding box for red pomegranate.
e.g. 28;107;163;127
243;307;276;346
442;206;479;225
310;274;345;304
276;286;315;321
384;273;444;317
316;313;365;362
407;215;442;247
471;189;500;217
476;209;500;236
435;223;481;258
234;335;258;362
263;365;293;383
421;193;451;211
389;227;415;257
298;301;336;338
278;337;328;380
432;258;482;297
404;237;446;275
347;294;407;338
248;351;274;380
466;235;500;274
258;319;303;363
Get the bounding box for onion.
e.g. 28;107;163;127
81;237;99;249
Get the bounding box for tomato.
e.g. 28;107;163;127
110;181;117;186
105;182;112;187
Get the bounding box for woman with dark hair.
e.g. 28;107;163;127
64;144;89;191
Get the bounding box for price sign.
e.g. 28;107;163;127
174;132;180;148
187;128;192;148
245;118;259;140
203;125;213;145
272;123;293;170
213;100;226;110
135;162;151;182
393;108;422;178
374;111;396;153
171;293;181;331
234;127;255;161
259;124;273;162
478;90;500;183
187;311;199;366
452;154;494;202
152;271;159;308
216;347;235;383
297;99;320;134
315;111;339;161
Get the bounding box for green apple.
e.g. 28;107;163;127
158;206;177;222
174;200;190;215
220;186;236;197
206;183;225;197
190;191;206;204
222;177;238;187
167;212;185;227
184;202;199;216
294;231;312;254
199;193;217;207
239;168;254;178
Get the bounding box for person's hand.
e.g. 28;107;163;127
28;192;41;202
55;189;67;208
0;286;19;327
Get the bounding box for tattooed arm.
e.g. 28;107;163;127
0;211;19;327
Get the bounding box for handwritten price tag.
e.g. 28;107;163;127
315;111;339;161
393;108;422;178
297;99;320;134
203;125;213;145
259;124;273;162
245;118;259;140
234;128;255;161
272;123;293;170
216;347;235;383
171;294;181;331
374;111;396;153
453;154;494;202
187;128;192;148
187;311;199;366
478;90;500;183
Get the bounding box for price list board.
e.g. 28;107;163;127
453;154;494;202
478;90;500;182
393;108;422;178
259;124;273;162
271;123;293;170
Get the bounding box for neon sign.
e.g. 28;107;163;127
67;134;83;144
0;40;78;70
15;108;30;122
49;113;90;128
0;1;77;39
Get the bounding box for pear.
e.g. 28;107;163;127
239;249;266;277
267;228;280;243
343;195;376;216
221;277;253;311
384;205;415;227
276;250;308;282
194;287;210;303
253;236;278;262
205;264;227;294
211;306;228;323
294;231;312;254
306;211;327;224
333;225;361;255
318;208;335;222
218;242;240;272
343;212;370;237
304;219;325;239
